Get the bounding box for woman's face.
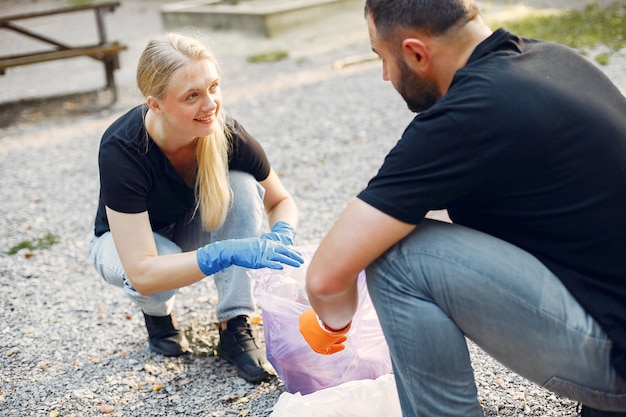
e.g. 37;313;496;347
157;58;222;141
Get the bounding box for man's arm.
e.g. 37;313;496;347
306;198;416;330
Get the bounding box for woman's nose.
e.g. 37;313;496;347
202;94;217;111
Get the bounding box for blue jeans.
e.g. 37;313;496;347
366;219;626;416
89;171;266;321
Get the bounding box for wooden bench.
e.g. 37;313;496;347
0;1;127;101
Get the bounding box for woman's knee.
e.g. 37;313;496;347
153;233;182;255
222;171;264;236
229;171;264;210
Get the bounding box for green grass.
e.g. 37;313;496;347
8;232;60;255
487;1;626;65
246;50;289;64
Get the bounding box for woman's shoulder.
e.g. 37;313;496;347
101;104;148;147
224;116;259;147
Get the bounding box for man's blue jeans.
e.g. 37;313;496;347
89;171;265;321
366;219;626;416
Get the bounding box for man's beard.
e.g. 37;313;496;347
396;58;440;113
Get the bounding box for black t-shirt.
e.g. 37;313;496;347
94;104;271;236
358;29;626;377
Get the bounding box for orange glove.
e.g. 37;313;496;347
299;307;352;355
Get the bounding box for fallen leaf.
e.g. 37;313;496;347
6;348;20;356
221;395;239;404
50;411;60;417
97;306;107;322
152;384;163;391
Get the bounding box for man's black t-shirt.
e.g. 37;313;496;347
94;105;271;236
358;29;626;377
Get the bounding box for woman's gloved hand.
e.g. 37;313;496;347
261;221;297;246
299;307;352;355
196;238;304;276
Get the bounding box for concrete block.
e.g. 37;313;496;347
161;0;362;38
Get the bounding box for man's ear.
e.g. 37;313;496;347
402;38;431;73
146;96;161;114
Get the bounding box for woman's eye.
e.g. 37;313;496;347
187;92;198;100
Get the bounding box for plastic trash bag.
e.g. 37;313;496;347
269;374;401;417
250;245;392;395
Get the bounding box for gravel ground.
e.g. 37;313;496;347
1;1;625;416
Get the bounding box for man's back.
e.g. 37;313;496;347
359;29;626;373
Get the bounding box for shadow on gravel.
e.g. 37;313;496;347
0;88;117;128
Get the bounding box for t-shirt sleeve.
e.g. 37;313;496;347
227;119;271;181
98;136;151;214
357;113;480;224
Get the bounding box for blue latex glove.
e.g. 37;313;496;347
261;221;297;246
196;238;304;276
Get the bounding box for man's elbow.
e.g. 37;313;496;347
306;268;341;298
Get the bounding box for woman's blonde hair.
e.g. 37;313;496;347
136;33;232;231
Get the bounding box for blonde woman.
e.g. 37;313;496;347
89;33;303;383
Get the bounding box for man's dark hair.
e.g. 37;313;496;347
364;0;479;37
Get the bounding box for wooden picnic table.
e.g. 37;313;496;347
0;1;128;101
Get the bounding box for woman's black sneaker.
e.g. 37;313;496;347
217;315;276;383
143;313;189;357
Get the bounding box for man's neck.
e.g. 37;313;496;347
430;16;493;95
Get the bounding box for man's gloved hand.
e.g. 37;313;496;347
261;221;297;246
299;307;351;355
196;238;304;277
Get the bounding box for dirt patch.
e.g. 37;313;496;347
0;88;117;128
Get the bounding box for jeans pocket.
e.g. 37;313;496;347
544;376;626;411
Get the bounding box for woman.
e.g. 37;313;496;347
89;33;303;384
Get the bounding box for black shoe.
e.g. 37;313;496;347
217;315;276;383
143;313;189;357
581;405;626;417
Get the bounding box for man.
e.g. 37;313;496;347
298;0;626;416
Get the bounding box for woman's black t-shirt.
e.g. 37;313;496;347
94;105;270;236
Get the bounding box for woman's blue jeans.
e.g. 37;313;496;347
366;219;626;416
89;171;265;321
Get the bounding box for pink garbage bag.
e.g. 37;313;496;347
250;246;392;395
